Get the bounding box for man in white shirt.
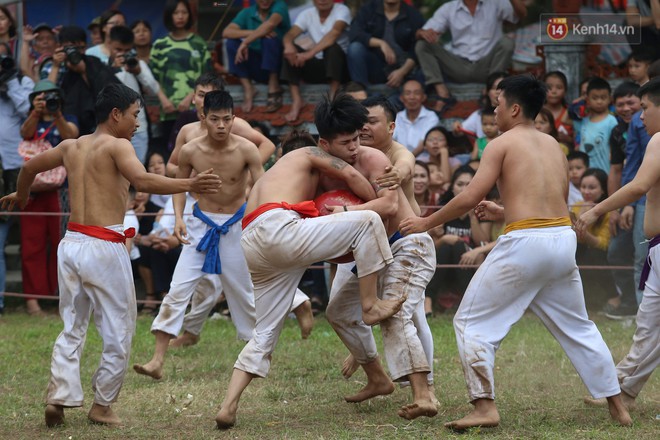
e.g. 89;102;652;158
281;0;351;122
108;25;160;163
415;0;526;112
393;79;439;160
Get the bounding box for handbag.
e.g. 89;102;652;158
18;122;67;192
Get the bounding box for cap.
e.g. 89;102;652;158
87;17;101;30
29;79;62;102
33;23;53;34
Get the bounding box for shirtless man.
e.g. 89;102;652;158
133;91;263;381
325;95;437;419
400;75;632;430
0;83;220;427
214;94;405;430
577;77;660;412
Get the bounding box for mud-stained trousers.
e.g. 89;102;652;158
327;232;436;381
47;225;136;407
236;208;393;377
454;226;621;401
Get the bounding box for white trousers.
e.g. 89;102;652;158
236;208;393;377
618;244;660;398
327;233;436;381
47;226;136;407
151;211;253;339
454;226;620;401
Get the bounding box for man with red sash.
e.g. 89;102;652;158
214;94;405;430
1;83;220;428
400;75;632;431
578;77;660;413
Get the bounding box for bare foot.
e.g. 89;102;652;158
133;360;163;380
170;331;200;348
215;405;236;430
341;354;359;379
45;404;64;427
607;395;633;426
444;406;500;431
429;384;440;407
285;100;304;122
362;295;406;326
293;300;314;339
241;88;257;113
583;396;607;407
584;392;636;411
344;378;395;403
88;403;122;426
397;401;438;420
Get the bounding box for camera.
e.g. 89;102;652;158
63;46;83;65
0;54;15;71
43;91;60;112
124;49;138;69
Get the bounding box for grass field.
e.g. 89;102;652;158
0;310;657;439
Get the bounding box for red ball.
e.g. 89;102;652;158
313;190;365;264
313;189;364;216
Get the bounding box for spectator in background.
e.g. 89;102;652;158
0;5;18;56
579;77;618;173
131;20;154;64
625;0;660;59
48;26;120;135
627;47;654;86
108;25;161;163
87;17;102;46
567;151;589;208
0;41;33;315
534;107;569;155
415;0;526;113
151;0;211;152
421;126;451;192
347;0;424;89
18;80;78;317
281;0;351;122
471;107;498;160
223;0;290;113
85;9;126;64
393;79;439;158
543;71;574;147
20;23;58;82
453;71;507;140
340;81;368;100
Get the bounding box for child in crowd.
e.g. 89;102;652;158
567;151;589;209
453;71;507;139
627;48;654;86
422;126;451;194
579;77;617;173
543;70;574;146
570;168;616;307
471;107;498;159
534;107;569;155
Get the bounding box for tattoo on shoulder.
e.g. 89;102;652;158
308;147;347;170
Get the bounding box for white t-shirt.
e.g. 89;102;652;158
158;193;196;233
393;106;440;161
294;3;352;59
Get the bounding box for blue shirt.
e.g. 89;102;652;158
0;76;34;170
622;110;652;206
579;114;618;173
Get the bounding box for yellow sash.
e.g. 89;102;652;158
504;217;572;234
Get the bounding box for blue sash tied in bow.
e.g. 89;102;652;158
193;202;246;274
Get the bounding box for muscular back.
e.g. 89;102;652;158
61;134;132;226
495;127;569;224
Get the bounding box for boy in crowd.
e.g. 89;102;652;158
567;151;589;208
579;77;618;173
628;48;654;86
472;107;498;160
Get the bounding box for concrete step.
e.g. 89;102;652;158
5;244;20;272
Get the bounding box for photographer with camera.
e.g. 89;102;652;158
0;42;34;316
18;80;78;316
108;25;161;163
47;26;119;136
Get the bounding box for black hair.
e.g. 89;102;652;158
314;94;368;141
629;46;656;64
194;72;225;91
414;160;430;176
203;90;233;115
58;26;87;45
361;95;397;122
130;19;152;32
248;120;270;138
567;150;589;168
612;81;640;101
579;76;594;95
424;125;450;144
481;106;495;117
649;59;660;80
535;107;558;140
146;151;164;168
481;71;508;110
637;77;660;107
497;74;547;120
440;165;476;204
581;168;608;202
99;9;125;41
95;83;143;124
281;129;317;156
586;77;611;95
109;25;134;45
0;6;16;38
340;81;367;95
164;0;194;31
544;70;568;106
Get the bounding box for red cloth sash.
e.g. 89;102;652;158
68;222;136;243
242;201;320;229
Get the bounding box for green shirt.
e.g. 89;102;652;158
231;0;290;52
150;33;212;121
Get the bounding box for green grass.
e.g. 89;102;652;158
0;311;657;439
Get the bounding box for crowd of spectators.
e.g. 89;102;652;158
0;0;658;320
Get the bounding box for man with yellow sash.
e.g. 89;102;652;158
400;75;632;431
